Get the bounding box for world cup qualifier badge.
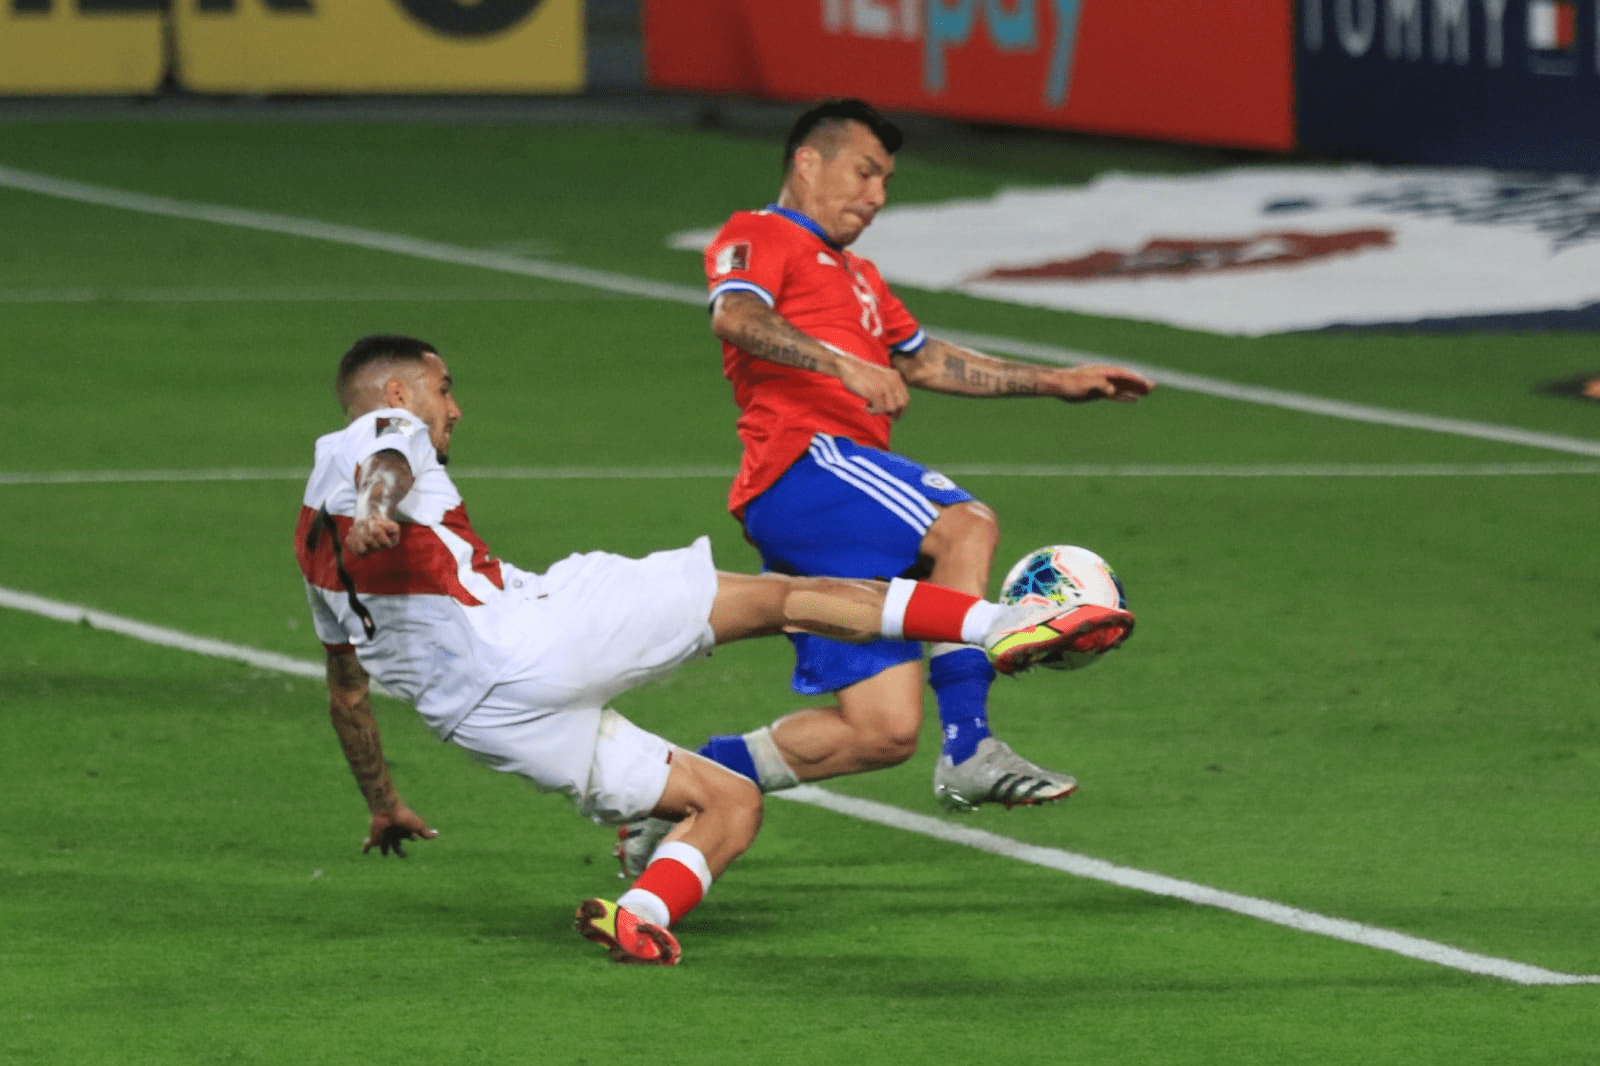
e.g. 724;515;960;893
375;416;413;438
714;241;750;276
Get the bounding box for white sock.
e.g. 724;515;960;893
879;577;917;640
743;725;801;792
617;888;671;928
963;600;1006;644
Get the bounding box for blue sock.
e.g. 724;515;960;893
697;734;760;783
929;647;994;764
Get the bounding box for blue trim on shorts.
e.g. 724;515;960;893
744;434;977;694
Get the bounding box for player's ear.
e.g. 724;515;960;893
382;374;410;411
792;144;821;182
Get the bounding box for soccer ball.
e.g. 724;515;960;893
998;544;1128;670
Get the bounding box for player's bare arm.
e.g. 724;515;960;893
325;647;436;856
712;290;910;418
894;337;1155;403
344;448;415;556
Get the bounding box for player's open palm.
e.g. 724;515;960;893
1057;364;1156;403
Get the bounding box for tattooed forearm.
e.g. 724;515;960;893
326;655;396;812
940;351;1045;395
737;320;828;372
713;292;837;373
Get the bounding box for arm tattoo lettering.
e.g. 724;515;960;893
738;319;825;372
941;352;1042;395
716;293;830;373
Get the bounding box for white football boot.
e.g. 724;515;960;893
933;736;1078;812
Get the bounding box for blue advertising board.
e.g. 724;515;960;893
1297;0;1600;172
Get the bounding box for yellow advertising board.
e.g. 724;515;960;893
175;0;583;93
0;2;166;94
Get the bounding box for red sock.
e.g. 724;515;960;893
889;579;983;643
619;841;712;926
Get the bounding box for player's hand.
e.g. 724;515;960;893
345;517;402;556
1054;364;1155;403
837;355;911;419
363;805;437;858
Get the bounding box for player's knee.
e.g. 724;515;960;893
926;500;1000;555
854;720;920;768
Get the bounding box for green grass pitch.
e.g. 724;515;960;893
1;107;1597;1065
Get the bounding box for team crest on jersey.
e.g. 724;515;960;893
922;471;956;491
714;241;751;276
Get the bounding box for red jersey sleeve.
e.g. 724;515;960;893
704;211;798;309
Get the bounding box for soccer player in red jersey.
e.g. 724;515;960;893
620;100;1154;868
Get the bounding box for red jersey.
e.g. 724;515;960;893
705;206;925;516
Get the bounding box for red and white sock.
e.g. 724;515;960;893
617;841;713;929
880;578;1003;645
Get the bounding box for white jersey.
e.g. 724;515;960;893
295;408;538;738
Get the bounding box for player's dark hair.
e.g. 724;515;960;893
782;98;903;171
336;334;438;407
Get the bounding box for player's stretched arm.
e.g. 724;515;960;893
711;290;910;418
893;336;1155;403
325;647;436;857
344;448;415;556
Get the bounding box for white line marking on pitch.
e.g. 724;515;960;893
4;462;1600;486
3;583;1596;987
776;787;1599;987
3;162;1599;460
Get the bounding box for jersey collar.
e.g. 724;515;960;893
767;204;845;252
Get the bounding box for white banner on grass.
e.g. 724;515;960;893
673;167;1600;336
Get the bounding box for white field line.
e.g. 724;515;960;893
776;786;1600;987
4;461;1600;487
3;583;1596;987
3;162;1599;460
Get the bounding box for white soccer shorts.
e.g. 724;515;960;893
447;536;718;824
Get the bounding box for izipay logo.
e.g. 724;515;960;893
822;0;1084;105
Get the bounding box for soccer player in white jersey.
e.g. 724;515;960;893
295;335;1134;965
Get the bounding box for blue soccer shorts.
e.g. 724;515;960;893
741;433;977;695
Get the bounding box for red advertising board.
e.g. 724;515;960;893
644;0;1293;151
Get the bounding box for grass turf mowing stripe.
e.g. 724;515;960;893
4;462;1600;486
3;582;1597;988
4;162;1599;460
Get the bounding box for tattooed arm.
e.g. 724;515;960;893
344;448;415;557
326;647;436;856
711;290;911;418
894;336;1155;403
